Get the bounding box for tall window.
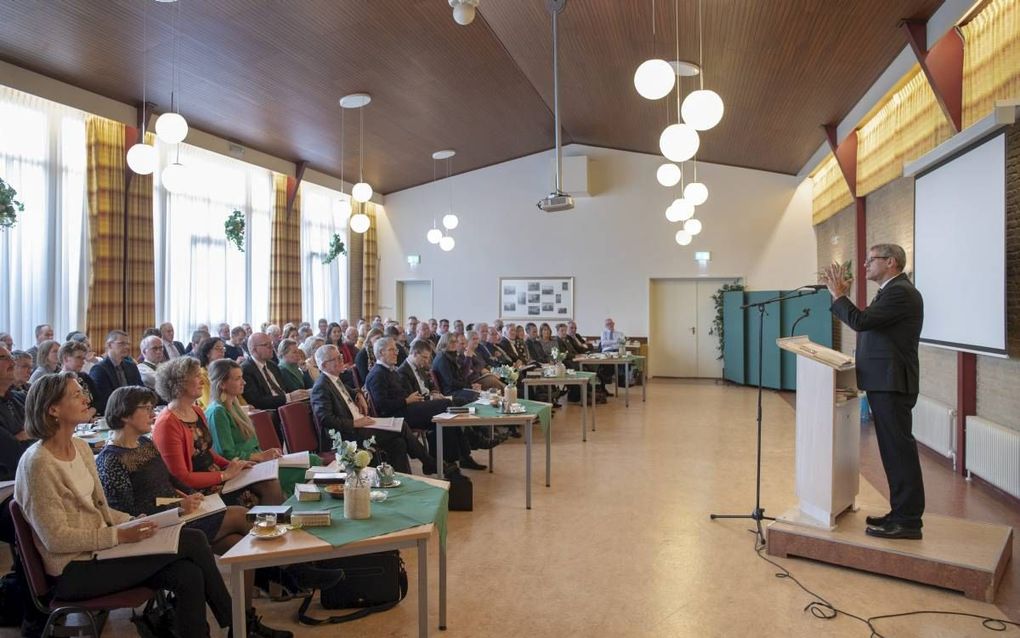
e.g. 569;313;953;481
301;182;349;323
153;143;272;333
0;86;87;349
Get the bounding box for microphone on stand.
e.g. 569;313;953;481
790;308;811;337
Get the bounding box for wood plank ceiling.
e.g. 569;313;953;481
0;0;943;194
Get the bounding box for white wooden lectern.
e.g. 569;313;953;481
776;336;860;530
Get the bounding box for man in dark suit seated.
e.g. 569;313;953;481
0;345;33;480
311;345;435;474
225;326;247;361
88;330;143;414
825;243;925;540
158;322;186;360
431;334;480;405
524;323;550;364
366;337;484;470
241;332;309;411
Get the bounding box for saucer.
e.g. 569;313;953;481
249;525;288;540
378;479;401;488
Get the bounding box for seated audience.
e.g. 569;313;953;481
58;340;98;411
600;317;626;352
225;326;247;360
27;340;60;384
281;323;299;342
300;335;325;382
405;316;419;343
277;338;313;391
195;336;228;408
325;322;344;348
159;321;186;359
354;328;384;386
386;325;409;364
241;332;309;411
482;326;514;367
66;331;102;373
185;329;210;355
25;324;53;363
0;346;32;482
9;350;32;392
316;318;329;340
539;322;557;357
432;334;481;404
89;330;143;414
0;332;12;351
14;373;233;637
525;323;550;364
311;345;436;474
461;330;505;391
137;334;164;391
399;339;450;401
153;357;284;508
566;320;592;354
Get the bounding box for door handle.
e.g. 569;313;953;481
691;327;696;334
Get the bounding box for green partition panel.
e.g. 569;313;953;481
722;290;745;384
779;291;834;390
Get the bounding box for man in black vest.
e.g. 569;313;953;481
826;243;924;540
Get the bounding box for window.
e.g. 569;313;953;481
153;142;273;333
301;181;349;323
0;86;87;349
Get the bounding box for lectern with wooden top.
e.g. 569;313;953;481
776;336;859;530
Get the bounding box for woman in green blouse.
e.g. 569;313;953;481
276;338;312;391
205;358;320;493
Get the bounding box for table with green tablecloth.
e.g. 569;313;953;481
573;354;646;407
522;370;598;441
433;398;553;509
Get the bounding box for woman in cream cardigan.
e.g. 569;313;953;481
14;372;232;636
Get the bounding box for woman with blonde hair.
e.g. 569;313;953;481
27;339;60;384
354;327;384;385
300;335;325;381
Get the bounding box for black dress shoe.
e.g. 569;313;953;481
865;512;890;527
865;522;922;540
421;457;437;475
459;456;487;471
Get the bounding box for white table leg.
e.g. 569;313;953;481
624;361;630;407
436;424;445;479
439;532;447;631
525;419;532;509
545;415;551;488
488;425;493;473
230;567;246;638
417;538;428;638
582;380;588;441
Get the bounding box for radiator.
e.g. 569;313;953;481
966;416;1020;500
911;395;956;463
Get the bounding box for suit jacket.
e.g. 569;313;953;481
162;340;186;360
354;348;374;387
89;356;143;414
397;360;436;397
526;338;549;364
240;358;288;410
499;337;522;362
365;363;412;418
310;373;359;449
830;273;923;394
224;343;245;361
431;351;468;396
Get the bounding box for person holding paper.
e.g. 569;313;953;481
153;357;284;508
824;244;925;540
207;359;321;493
14;373;234;637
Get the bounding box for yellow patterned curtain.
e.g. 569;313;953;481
962;0;1020;128
85;116;155;357
857;68;952;197
269;173;302;326
811;153;853;225
360;202;379;319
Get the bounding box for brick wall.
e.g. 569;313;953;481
919;345;957;408
815;203;857;355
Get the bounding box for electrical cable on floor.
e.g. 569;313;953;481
750;529;1020;637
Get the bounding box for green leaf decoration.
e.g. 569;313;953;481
323;233;346;264
711;281;746;360
0;177;25;231
225;209;245;252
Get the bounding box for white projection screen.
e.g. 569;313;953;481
914;132;1007;356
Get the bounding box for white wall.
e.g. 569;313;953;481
376;144;816;336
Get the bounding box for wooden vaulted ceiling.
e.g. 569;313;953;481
0;0;944;194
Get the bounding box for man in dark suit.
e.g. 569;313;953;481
366;337;484;469
431;335;480;405
88;330;143;414
826;243;925;540
241;332;309;411
311;345;435;474
158;322;186;360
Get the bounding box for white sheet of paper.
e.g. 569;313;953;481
279;451;311;468
96;523;183;560
222;459;278;493
180;493;226;523
117;507;181;530
433;412;461;420
305;460;339;479
366;417;404;433
0;480;15;503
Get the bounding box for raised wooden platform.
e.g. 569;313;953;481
767;510;1013;602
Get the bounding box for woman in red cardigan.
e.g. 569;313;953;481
152;357;284;507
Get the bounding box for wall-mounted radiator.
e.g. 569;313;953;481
911;395;956;467
966;416;1020;500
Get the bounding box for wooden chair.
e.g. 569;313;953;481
10;501;157;637
278;402;334;463
250;409;282;451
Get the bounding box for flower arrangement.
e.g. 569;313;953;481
328;430;376;487
493;364;519;385
323;232;346;264
224;209;245;252
549;346;567;364
0;177;25;231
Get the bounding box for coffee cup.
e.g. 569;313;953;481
253;512;277;536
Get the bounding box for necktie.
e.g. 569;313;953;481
262;364;284;396
334;377;361;418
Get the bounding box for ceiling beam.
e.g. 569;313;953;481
286;160;307;217
901;19;964;134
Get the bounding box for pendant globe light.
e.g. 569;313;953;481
438;150;458;231
127;4;156;175
161;150;188;194
681;0;724;131
675;229;692;245
336;98;354;219
341;93;372;233
683;161;708;205
349;205;371;234
439;235;456;252
154;0;188;144
659;0;699;163
666;197;693;222
427;227;443;244
656;162;681;187
684;217;703;236
633;1;675;100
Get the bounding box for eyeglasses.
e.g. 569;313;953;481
322;357;341;365
865;255;891;265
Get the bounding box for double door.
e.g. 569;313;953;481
649;278;732;378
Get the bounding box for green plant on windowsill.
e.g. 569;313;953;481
711;281;745;359
0;177;25;231
323;233;346;264
225;210;245;252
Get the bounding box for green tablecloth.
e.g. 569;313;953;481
576;355;645;372
525;370;598;384
471;398;551;432
284;476;449;547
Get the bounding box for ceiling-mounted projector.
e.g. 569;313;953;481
537;191;574;212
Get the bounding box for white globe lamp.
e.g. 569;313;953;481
656;163;682;187
659;123;700;163
161;162;188;194
633;59;676;100
684;218;703;236
684;181;709;206
426;228;443;244
349;213;370;234
675;229;692;246
126;143;156;175
351;182;373;203
439;236;455;252
442;214;459;230
154;112;188;144
681;89;725;131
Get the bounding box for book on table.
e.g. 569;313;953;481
222;459;279;493
305;460;339;479
279;450;311;468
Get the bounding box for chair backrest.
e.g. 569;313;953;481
9;500;53;601
278;402;318;454
362;388;379;418
251;409;282;451
349;367;362;389
429;370;443;394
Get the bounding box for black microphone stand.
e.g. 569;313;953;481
790;308;811;336
710;287;821;547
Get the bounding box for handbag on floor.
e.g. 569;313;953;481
447;467;473;512
297;551;408;625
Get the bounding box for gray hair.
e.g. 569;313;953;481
870;243;907;270
373;336;393;360
436;333;455;352
301;336;324;358
140;335;162;353
315;344;338;368
155;356;201;400
276;338;298;360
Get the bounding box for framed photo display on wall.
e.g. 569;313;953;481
498;277;573;320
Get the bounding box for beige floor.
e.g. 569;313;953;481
2;380;1015;637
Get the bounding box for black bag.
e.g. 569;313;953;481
0;572;23;627
447;469;473;512
297;551;408;625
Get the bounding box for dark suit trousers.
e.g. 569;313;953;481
404;399;465;462
867;391;925;526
